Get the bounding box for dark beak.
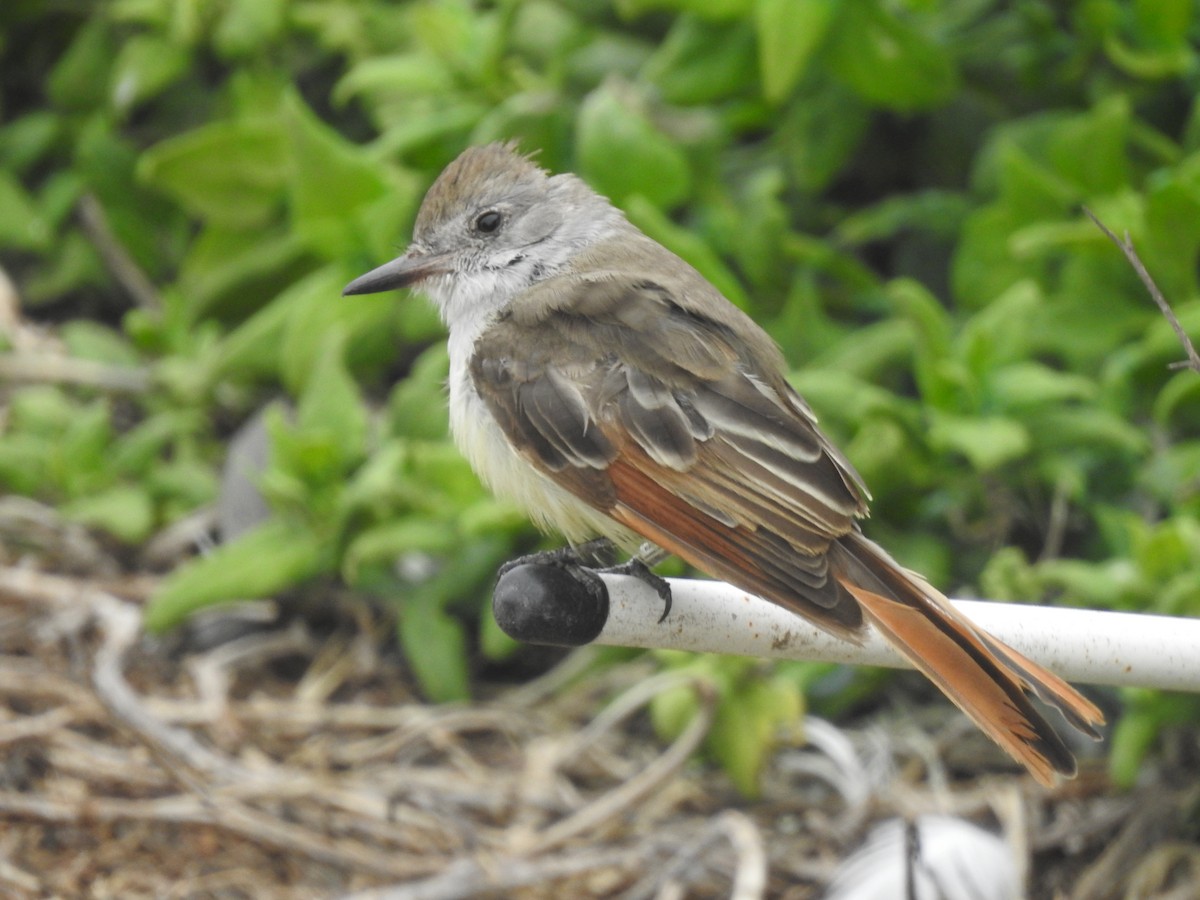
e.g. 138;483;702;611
342;249;449;296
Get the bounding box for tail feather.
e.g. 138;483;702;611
832;532;1104;786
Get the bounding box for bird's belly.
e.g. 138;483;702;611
449;376;640;550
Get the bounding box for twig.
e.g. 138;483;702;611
628;812;768;900
339;843;661;900
716;811;769;900
1083;206;1200;374
0;707;79;746
88;582;249;787
0;858;39;894
0;791;437;880
525;679;715;853
0;352;151;392
76;192;162;314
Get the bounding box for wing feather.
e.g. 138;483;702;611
468;262;1103;785
470;273;869;628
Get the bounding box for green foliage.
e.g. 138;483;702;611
4;0;1200;786
650;652;804;797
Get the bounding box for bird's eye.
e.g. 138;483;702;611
474;210;503;234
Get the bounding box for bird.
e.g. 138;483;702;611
343;142;1104;786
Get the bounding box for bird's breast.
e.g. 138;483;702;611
447;335;638;549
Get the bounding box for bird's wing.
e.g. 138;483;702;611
470;267;1105;785
469;268;871;637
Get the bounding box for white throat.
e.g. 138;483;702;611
423;178;627;342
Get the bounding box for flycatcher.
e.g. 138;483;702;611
344;142;1103;785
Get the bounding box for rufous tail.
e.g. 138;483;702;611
831;532;1104;786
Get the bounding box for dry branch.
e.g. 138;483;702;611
1084;206;1200;374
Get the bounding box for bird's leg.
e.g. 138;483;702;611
496;538;616;607
497;537;616;575
596;542;674;622
497;540;673;621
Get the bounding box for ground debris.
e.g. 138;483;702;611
0;561;1191;899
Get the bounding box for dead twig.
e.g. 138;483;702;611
0;352;151;392
627;811;768;900
77;192;162;315
339;842;661;900
1084;206;1200;374
0;790;438;880
523;677;716;854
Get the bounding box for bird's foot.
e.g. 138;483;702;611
497;538;616;608
496;539;673;622
596;555;674;622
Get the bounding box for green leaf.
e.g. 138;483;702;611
342;519;457;585
195;252;319;387
215;0;288;58
392;536;508;701
458;497;531;539
1133;518;1200;582
989;362;1096;409
149;459;219;517
1153;370;1200;424
889;279;959;408
296;329;369;468
47;17;113;112
138;119;288;227
826;1;958;111
0;111;61;174
62;484;155;543
835;190;970;246
576;80;691;209
616;0;751;20
1036;558;1143;609
776;79;869;192
644;15;757;105
174;226;312;324
6;385;76;436
279;264;395;395
145;519;329;632
59;400;115;496
1142;175;1200;301
110;34;190;113
110;412;192;475
479;605;520;661
754;0;837;104
709;675;802;797
650;679;703;741
1044;95;1131;195
334;54;455;107
61;321;141;366
0;434;50;495
410;0;501;84
284;91;396;260
928;412;1030;471
398;589;471;702
1108;691;1200;788
959;280;1043;374
1027;407;1149;458
387;343;451;440
0;170;51;250
1133;0;1194;46
1104;26;1194;79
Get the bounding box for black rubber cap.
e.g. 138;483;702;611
493;563;609;646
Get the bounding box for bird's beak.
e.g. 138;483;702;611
342;248;450;296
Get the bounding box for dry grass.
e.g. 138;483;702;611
1;509;1198;899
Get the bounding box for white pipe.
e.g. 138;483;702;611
595;573;1200;692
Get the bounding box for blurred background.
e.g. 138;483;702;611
2;1;1199;895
